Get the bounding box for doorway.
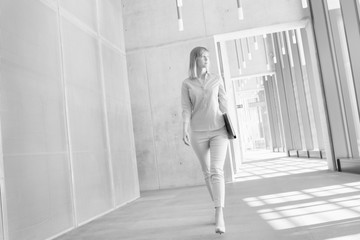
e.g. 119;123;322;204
233;75;286;163
214;19;333;175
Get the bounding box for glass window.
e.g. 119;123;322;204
327;0;360;157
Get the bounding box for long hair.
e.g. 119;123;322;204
188;46;209;79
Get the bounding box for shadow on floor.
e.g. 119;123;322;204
55;155;360;240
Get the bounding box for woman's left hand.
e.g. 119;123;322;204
183;131;190;146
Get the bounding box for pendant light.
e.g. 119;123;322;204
285;31;294;67
302;0;308;8
240;39;247;68
291;29;297;44
279;31;286;55
237;0;244;20
246;38;252;60
176;0;184;31
234;40;242;74
254;36;259;50
276;33;285;69
263;35;270;70
296;28;306;65
270;34;277;64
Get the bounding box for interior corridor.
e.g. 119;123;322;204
54;156;360;240
1;1;360;239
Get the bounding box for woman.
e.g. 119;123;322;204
181;46;229;234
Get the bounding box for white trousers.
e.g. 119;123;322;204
190;126;229;208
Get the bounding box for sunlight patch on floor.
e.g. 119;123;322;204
326;233;360;240
235;157;328;182
243;182;360;230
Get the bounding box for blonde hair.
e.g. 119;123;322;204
188;46;209;79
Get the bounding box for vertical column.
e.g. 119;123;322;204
301;28;324;153
309;0;348;169
264;79;277;150
341;0;360;124
272;34;293;153
268;77;283;151
271;75;286;152
329;11;359;158
231;80;245;170
0;123;8;240
263;77;274;149
289;31;314;152
304;23;334;164
216;41;237;181
277;33;303;152
284;32;307;154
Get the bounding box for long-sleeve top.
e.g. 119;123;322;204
181;73;228;131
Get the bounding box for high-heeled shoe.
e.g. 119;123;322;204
215;225;225;234
215;207;225;234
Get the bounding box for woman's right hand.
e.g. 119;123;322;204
183;131;190;146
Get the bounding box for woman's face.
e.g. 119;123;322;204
196;51;210;70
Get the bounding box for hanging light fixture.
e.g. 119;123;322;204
296;28;306;65
279;31;286;55
291;29;297;44
236;79;241;89
302;0;308;8
239;39;247;68
176;0;184;31
285;31;294;67
246;38;252;60
270;34;277;64
276;33;285;69
234;40;242;75
237;0;244;20
263;36;271;70
254;36;259;50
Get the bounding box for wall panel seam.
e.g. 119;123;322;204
55;0;78;228
95;0;116;209
39;0;126;55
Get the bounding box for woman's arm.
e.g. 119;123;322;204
182;121;190;146
181;81;191;146
218;79;228;114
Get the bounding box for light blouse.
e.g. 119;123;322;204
181;73;228;131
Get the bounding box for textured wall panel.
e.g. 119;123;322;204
102;44;139;205
62;19;112;223
0;1;139;239
0;0;73;239
4;155;72;240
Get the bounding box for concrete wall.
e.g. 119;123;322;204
123;0;309;191
0;0;139;239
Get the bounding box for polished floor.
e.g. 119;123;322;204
55;154;360;240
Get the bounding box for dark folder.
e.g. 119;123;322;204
223;113;237;139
